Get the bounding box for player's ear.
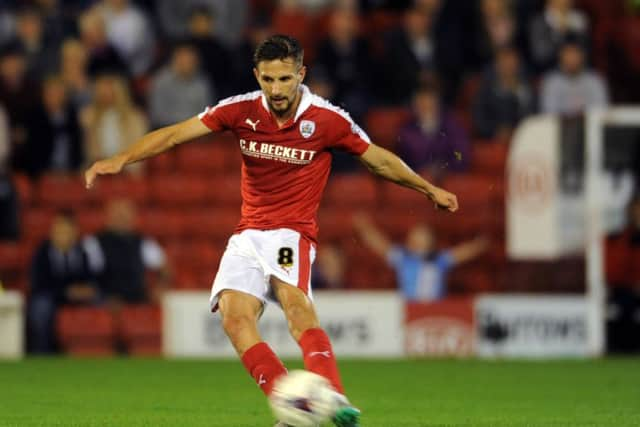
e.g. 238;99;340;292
298;65;307;83
253;67;260;83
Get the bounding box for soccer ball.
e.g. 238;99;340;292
269;370;340;427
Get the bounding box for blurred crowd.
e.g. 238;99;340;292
0;0;640;353
0;0;637;182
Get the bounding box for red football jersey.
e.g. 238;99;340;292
198;85;371;242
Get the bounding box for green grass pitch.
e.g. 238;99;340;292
0;358;638;426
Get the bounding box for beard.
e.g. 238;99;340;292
268;95;294;117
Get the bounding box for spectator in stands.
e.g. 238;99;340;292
25;75;83;178
0;6;15;46
353;214;489;301
80;74;147;171
60;39;92;109
473;0;516;67
473;45;534;139
381;5;439;104
149;42;213;128
0;44;39;172
95;0;155;76
35;0;77;46
605;197;640;352
83;199;170;307
528;0;589;72
398;83;470;175
157;0;248;48
315;8;371;122
0;103;19;241
27;211;98;353
186;5;232;98
540;40;608;115
233;13;273;93
12;7;59;80
78;10;128;77
312;243;346;290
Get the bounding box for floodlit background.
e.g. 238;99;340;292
0;0;639;365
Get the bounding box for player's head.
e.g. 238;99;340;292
106;198;137;233
406;223;435;255
253;34;306;117
50;210;78;251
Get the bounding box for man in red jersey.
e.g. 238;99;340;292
85;35;458;427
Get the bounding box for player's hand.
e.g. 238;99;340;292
429;186;458;212
85;155;127;189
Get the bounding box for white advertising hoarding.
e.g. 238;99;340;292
163;291;404;358
475;295;590;357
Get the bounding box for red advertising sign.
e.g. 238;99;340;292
405;297;475;357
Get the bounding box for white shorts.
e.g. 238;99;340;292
210;228;316;312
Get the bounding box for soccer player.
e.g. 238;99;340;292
85;35;458;427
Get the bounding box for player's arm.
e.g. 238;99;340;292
85;116;211;188
359;144;458;212
352;213;392;258
449;236;489;265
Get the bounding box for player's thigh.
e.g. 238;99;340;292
218;289;263;334
271;276;319;335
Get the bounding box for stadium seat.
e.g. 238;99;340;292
76;209;105;234
118;305;162;356
181;209;240;240
147;151;176;175
23;209;55;242
12;174;32;207
139;209;185;239
175;142;228;175
471;142;508;177
37;175;95;209
272;9;313;58
0;242;29;272
94;175;149;204
323;175;377;208
364;108;412;151
57;307;116;356
149;175;212;206
317;208;355;241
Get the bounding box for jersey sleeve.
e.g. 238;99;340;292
328;113;371;156
197;102;236;132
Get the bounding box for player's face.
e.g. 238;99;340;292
254;58;306;117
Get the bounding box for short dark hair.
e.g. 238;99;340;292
253;34;303;67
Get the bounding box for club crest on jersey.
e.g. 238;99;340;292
299;120;316;139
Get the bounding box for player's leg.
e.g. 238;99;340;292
218;289;287;395
270;277;344;394
271;278;360;426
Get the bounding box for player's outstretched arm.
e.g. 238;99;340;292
85;116;211;188
359;144;458;212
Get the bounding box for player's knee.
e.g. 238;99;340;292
221;313;256;340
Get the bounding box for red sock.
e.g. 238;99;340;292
298;328;344;394
241;342;287;395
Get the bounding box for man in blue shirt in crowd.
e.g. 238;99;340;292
353;214;488;301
